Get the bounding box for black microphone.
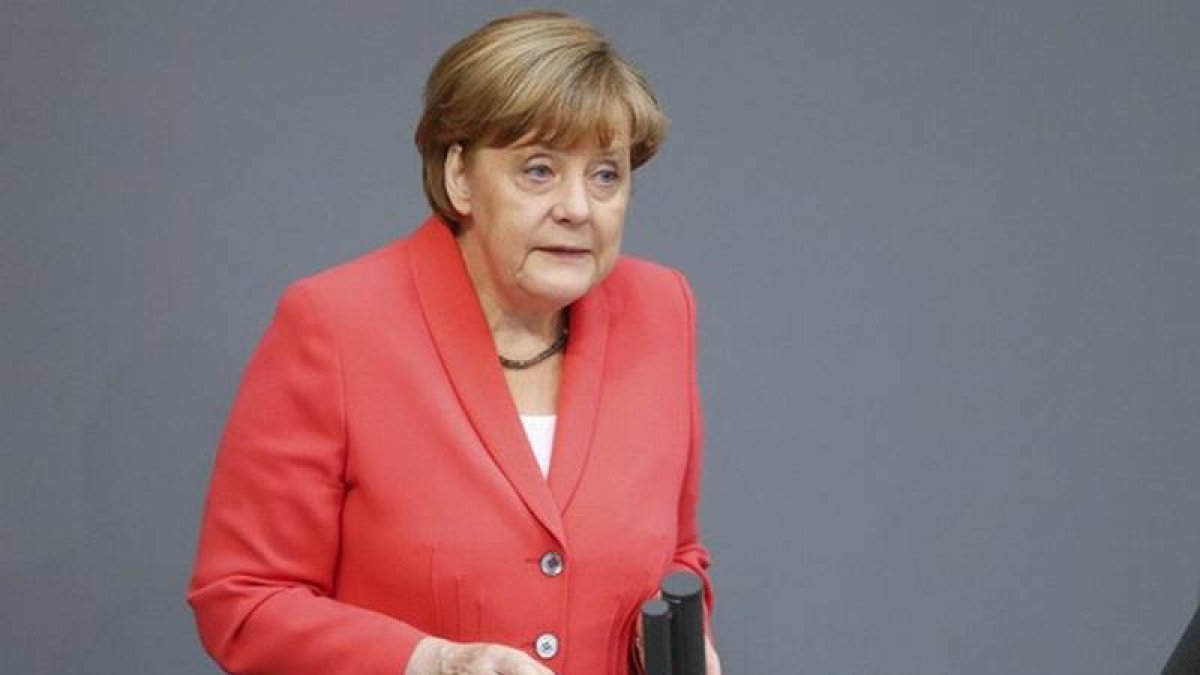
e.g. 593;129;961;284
640;598;674;675
1162;603;1200;674
661;572;706;675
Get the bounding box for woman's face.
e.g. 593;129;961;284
446;132;632;316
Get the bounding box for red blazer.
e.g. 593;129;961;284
188;216;712;674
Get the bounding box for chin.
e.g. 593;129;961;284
525;275;596;307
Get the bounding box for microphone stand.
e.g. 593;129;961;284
641;571;707;675
1163;602;1200;674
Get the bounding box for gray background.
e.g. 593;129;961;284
2;1;1197;673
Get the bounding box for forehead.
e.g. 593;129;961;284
515;134;630;156
480;93;634;150
474;130;631;164
501;124;633;152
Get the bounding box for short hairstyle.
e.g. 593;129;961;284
414;10;668;229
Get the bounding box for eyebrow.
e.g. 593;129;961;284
521;145;628;161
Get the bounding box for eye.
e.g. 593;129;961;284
523;163;554;182
593;167;622;187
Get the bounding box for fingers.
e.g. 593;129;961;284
704;635;722;675
488;644;556;675
430;641;555;675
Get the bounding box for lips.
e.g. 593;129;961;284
536;245;590;255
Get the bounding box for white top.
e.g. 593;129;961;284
519;414;557;478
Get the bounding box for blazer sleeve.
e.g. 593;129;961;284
187;281;427;674
668;270;716;626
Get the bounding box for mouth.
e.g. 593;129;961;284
536;245;591;258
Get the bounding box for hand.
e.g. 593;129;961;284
704;634;722;675
632;599;722;675
405;636;556;675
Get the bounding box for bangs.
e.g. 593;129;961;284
474;49;666;166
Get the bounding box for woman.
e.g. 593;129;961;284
188;11;719;674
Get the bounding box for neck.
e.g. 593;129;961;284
480;292;565;359
456;231;565;359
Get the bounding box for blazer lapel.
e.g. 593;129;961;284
408;217;566;544
547;285;609;513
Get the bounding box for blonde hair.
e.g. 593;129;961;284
414;10;668;229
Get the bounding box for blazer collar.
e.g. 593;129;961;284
408;216;609;546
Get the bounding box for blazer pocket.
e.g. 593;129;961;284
607;557;666;675
430;542;487;643
430;543;461;641
616;526;680;675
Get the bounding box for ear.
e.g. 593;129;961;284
444;143;472;217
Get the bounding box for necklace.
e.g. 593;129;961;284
498;321;569;370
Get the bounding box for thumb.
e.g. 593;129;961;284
494;647;555;675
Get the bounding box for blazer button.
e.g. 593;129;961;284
539;551;564;577
534;632;559;659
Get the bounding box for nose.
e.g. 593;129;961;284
549;174;590;226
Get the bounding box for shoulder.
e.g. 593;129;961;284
272;235;418;329
600;254;698;326
297;236;411;296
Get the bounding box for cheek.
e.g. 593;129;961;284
595;206;627;254
485;210;541;269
